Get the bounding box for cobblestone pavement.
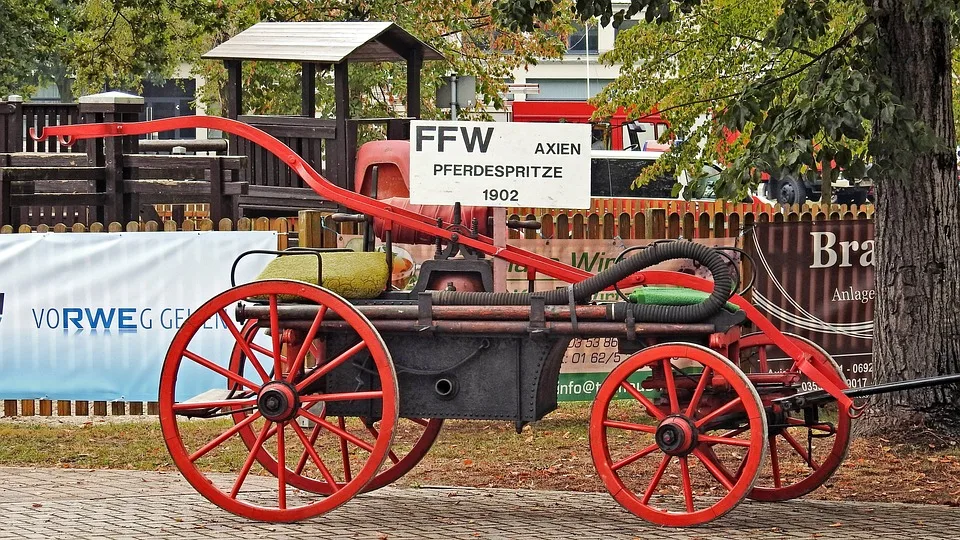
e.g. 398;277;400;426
1;466;958;539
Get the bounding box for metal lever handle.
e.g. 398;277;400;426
506;219;541;231
329;213;368;223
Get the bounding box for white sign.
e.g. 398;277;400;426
0;232;276;401
409;120;592;208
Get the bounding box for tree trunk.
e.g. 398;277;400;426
866;0;960;434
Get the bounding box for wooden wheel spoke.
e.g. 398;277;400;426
301;390;383;403
611;443;659;471
661;358;680;414
276;423;287;510
786;417;835;434
603;419;656;433
698;434;753;448
299;408;376;453
184;349;260;392
249;341;286;363
268;295;283;379
172;397;257;413
294;423;322;476
230;420;274;498
290;422;340;489
782;431;820;469
338;416;352;482
694;397;744;429
364;424;400;464
286;306;328;384
692;448;735;491
641;455;672;505
769;436;782;488
295;340;369;393
685;366;713;418
189;412;262;462
220;312;271;383
619;381;667;421
680;457;695;512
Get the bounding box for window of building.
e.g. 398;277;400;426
525;79;613;101
567;23;599;54
142;79;197;139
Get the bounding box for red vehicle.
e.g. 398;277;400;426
511;101;668;151
32;116;958;528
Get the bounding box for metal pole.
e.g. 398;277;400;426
450;74;458;121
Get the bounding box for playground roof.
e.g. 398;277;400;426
203;22;444;64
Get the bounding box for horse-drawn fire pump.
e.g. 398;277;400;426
32;117;960;527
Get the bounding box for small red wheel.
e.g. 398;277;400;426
228;320;443;493
590;343;767;527
738;332;852;502
159;280;398;522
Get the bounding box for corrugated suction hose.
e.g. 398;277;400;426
430;240;734;323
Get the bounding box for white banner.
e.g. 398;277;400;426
0;232;276;401
409;120;592;208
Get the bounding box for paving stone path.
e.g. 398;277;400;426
1;466;958;539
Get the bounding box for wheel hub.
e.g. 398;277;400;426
257;381;299;422
655;415;698;456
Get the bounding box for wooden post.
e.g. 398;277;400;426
301;63;316;117
2;95;23;153
406;48;423;119
325;62;350;190
209;157;224;223
0;167;9;228
79;92;144;223
298;210;325;248
493;207;507;292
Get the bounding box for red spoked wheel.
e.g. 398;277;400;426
590;343;767;527
229;319;443;493
159;280;398;522
738;332;852;502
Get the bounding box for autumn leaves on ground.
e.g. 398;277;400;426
0;402;958;507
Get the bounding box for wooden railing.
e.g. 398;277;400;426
0;153;247;227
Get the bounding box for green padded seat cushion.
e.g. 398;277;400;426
256;252;388;300
628;286;739;312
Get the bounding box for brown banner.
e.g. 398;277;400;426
747;221;874;387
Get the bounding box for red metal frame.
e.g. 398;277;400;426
32;117;853;413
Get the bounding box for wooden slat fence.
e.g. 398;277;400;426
0;205;872;416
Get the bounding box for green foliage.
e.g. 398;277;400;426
500;0;958;201
0;0;64;96
2;0;566;124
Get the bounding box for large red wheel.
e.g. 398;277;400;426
228;319;442;493
590;343;767;527
159;280;398;522
738;332;852;502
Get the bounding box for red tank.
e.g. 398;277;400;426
373;197;491;245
